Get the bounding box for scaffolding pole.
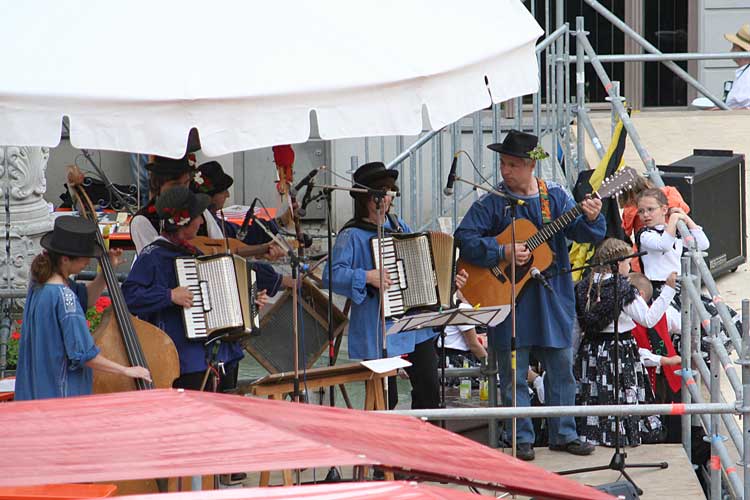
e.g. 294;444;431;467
582;0;729;110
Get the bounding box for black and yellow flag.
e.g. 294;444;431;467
568;115;629;281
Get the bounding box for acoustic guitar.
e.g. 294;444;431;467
457;167;637;307
191;235;271;258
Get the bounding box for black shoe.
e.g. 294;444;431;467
549;439;595;456
516;443;535;461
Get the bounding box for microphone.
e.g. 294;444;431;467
595;250;648;267
443;154;458;196
297;181;316;218
237;198;258;241
290;168;319;197
531;267;553;292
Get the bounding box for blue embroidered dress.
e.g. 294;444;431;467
122;239;244;376
14;281;99;400
454;181;606;349
323;218;437;360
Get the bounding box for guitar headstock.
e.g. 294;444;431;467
595;166;639;200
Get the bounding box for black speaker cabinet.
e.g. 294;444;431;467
243;278;348;373
658;149;746;277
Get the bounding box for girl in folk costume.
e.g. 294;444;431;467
15;216;151;400
574;238;676;447
618;175;691;273
635;188;709;298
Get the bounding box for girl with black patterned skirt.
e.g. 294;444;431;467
573;238;677;447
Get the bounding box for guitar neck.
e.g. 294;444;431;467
525;201;588;251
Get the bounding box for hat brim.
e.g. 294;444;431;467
350;169;399;197
40;231;103;258
725;33;750;52
209;172;234;194
487;143;532;159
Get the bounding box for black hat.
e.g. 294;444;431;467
145;155;194;176
350;162;398;198
487;130;539;159
194;161;233;196
155;187;211;232
40;216;102;258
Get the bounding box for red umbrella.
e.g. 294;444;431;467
1;389;612;500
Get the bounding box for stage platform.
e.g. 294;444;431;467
241;443;703;499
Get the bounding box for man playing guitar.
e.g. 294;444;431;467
454;130;605;461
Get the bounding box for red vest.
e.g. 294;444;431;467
632;315;682;394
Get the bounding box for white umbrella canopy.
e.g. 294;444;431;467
0;0;542;157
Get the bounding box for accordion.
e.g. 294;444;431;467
370;231;456;318
175;254;259;341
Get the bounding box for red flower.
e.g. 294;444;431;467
87;320;91;328
146;204;157;214
96;296;111;308
11;331;20;341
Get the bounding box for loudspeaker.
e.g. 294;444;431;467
243;278;348;373
594;480;640;499
658;149;746;277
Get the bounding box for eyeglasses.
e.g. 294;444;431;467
636;206;662;216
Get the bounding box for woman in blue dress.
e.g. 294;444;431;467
14;216;152;400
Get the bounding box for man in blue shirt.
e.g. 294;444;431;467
454;130;606;460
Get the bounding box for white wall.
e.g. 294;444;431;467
698;1;750;96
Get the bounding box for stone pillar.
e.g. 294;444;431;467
0;146;53;295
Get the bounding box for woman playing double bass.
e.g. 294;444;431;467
14;216;151;400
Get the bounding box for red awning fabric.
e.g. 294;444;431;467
119;481;489;500
1;389;612;500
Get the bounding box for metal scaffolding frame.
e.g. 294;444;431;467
373;4;750;497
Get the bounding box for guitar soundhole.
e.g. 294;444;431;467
501;255;534;283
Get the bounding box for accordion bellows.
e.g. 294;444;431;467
371;231;456;318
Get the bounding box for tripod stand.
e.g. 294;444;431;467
557;256;667;495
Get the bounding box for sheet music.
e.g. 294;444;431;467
361;357;412;374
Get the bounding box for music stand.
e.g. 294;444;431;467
386;305;510;335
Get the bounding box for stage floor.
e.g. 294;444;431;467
241;443;703;499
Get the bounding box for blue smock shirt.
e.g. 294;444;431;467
123;241;244;375
14;283;100;400
323;218;437;360
454;181;606;350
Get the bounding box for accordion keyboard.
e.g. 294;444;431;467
372;235;438;318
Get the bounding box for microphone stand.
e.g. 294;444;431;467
556;255;668;496
299;180;338;408
450;175;524;457
250;213;306;402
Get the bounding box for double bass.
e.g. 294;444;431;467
68;167;184;493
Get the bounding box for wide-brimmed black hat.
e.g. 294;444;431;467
487;130;539;159
350;162;398;198
194;161;233;196
145;155;194;176
40;216;102;258
155;186;211;232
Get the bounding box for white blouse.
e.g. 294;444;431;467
639;225;709;281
